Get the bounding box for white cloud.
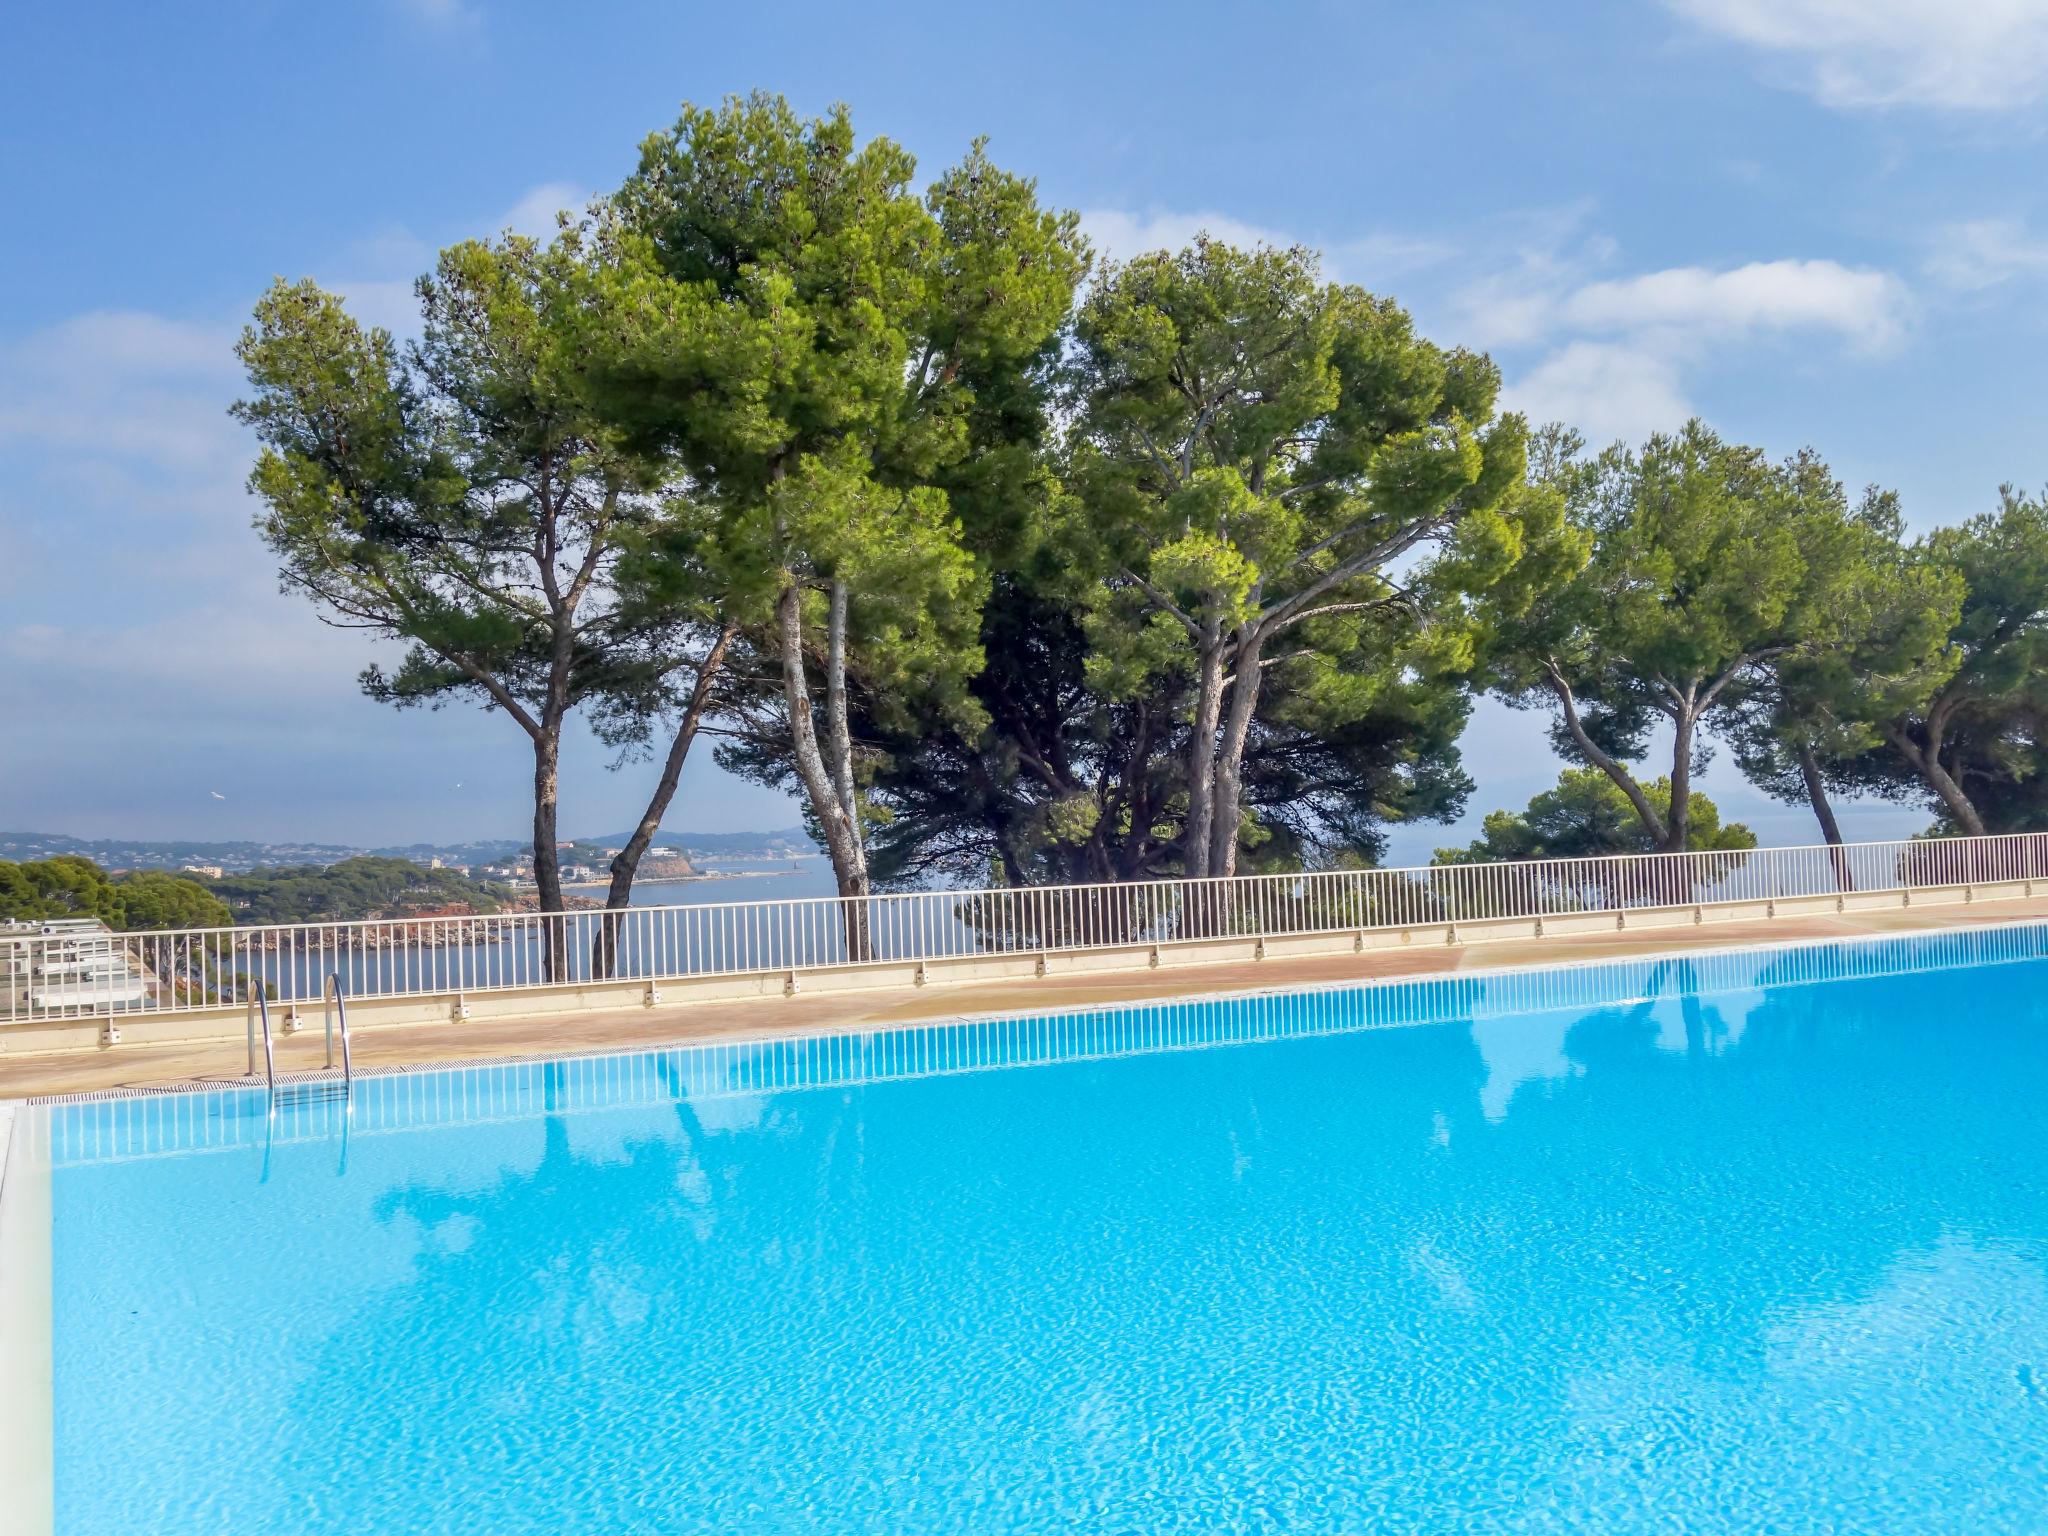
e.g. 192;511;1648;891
336;224;435;276
1925;216;2048;290
0;305;372;838
1337;231;1459;281
1440;209;1619;349
26;310;237;379
1668;0;2048;110
1083;205;1912;450
1562;260;1909;352
1502;342;1694;447
0;182;805;843
329;278;425;339
1081;208;1319;270
395;0;481;28
0;179;602;474
1081;210;1469;291
498;182;588;241
0;178;607;720
1458;256;1909;356
0;602;373;697
1449;238;1911;444
318;183;592;339
1456;268;1570;350
0;312;243;478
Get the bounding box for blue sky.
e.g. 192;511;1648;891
4;0;2047;858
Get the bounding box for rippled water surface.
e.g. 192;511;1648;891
44;928;2048;1533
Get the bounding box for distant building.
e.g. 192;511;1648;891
3;918;148;1014
180;864;225;880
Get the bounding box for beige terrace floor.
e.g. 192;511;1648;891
7;896;2048;1101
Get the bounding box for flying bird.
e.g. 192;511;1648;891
210;791;226;801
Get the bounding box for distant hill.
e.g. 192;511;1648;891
0;832;365;871
203;857;513;925
590;827;814;856
0;826;818;876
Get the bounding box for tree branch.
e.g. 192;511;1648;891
1121;566;1202;637
1544;661;1668;846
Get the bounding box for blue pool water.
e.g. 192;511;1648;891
35;926;2048;1533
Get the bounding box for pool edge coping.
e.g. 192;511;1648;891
0;1103;54;1536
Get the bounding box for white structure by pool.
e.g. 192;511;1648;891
0;920;145;1015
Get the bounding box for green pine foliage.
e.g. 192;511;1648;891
229;92;2048;884
0;858;233;931
203;857;510;926
1434;768;1757;864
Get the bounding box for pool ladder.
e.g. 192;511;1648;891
246;972;354;1103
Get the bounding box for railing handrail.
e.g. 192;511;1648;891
8;829;2045;1027
0;831;2013;948
0;828;2012;949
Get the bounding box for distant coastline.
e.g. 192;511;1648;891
0;829;817;877
530;857;823;894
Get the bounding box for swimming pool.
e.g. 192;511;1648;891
12;923;2048;1533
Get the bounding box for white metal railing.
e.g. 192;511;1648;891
3;831;2046;1027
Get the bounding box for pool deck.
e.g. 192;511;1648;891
6;895;2047;1101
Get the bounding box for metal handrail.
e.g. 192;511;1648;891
246;975;353;1102
323;971;353;1088
247;989;275;1091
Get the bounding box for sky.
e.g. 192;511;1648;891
4;0;2047;860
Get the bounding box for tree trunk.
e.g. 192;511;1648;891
1795;743;1855;892
1797;745;1845;846
1664;709;1696;856
530;726;569;982
1181;628;1226;884
1921;754;1987;837
821;579;870;960
1889;725;1987;838
1207;626;1265;879
591;626;736;980
825;580;860;832
1546;669;1668;846
777;581;872;960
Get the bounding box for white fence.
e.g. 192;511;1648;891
5;832;2046;1026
